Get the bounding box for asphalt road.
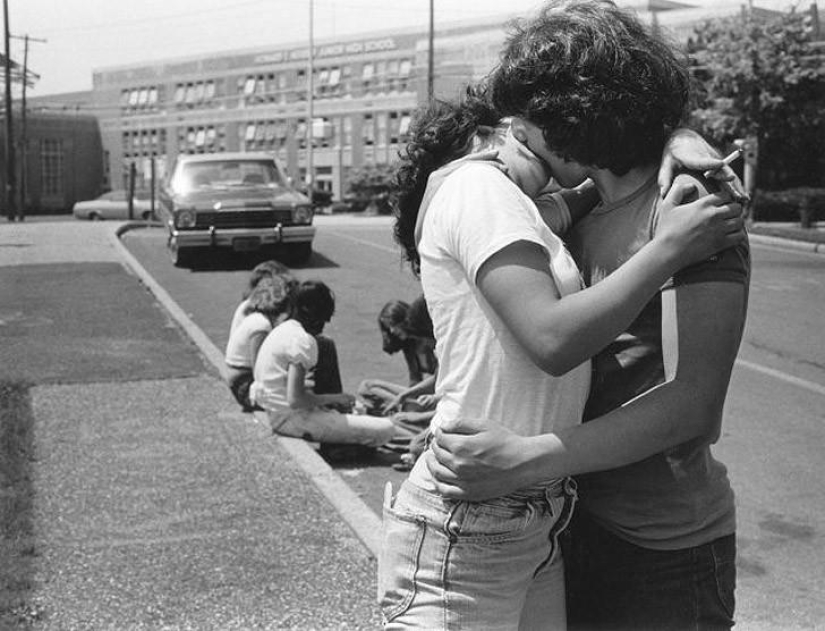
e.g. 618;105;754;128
121;221;825;630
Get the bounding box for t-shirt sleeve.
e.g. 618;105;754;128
533;190;572;235
666;239;750;288
651;187;751;289
286;328;318;370
436;165;547;283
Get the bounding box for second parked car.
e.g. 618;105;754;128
73;190;154;221
157;152;316;267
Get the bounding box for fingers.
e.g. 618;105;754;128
437;416;488;435
717;178;750;203
662;180;698;206
657;153;678;198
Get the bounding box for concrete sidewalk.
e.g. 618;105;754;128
0;220;383;629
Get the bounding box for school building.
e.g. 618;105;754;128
10;1;790;212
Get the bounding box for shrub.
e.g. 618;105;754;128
752;187;825;224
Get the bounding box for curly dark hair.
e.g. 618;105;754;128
490;0;694;176
392;87;502;275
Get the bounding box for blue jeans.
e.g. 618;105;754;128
564;509;736;631
378;478;577;630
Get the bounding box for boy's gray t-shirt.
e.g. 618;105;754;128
565;175;749;551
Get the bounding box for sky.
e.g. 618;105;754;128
6;0;803;97
6;0;548;96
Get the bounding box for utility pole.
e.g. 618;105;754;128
306;0;314;207
13;34;46;221
428;0;435;102
3;0;15;221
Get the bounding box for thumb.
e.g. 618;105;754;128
662;180;698;208
438;417;488;435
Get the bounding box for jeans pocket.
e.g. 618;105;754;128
378;500;427;623
711;536;737;622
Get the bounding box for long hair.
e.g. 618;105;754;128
243;276;292;322
243;259;294;299
378;300;411;354
392;87;502;275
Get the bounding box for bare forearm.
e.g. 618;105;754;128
532;241;680;374
522;380;717;480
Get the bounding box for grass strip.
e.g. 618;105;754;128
0;381;41;629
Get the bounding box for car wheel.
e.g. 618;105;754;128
170;243;195;268
141;210;154;221
89;212;102;221
284;242;313;266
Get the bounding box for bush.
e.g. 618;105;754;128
752;187;825;225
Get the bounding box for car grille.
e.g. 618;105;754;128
193;210;293;229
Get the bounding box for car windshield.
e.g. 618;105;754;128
172;159;288;194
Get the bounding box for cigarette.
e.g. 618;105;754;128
703;148;743;178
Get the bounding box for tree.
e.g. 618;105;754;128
345;163;397;214
687;9;825;189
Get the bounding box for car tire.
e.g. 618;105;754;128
141;210;154;221
89;212;102;221
284;242;313;266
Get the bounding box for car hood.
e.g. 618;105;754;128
171;187;309;210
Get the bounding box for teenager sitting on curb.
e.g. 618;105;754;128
224;275;292;412
251;280;399;448
357;295;438;416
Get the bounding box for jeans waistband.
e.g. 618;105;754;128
511;477;577;502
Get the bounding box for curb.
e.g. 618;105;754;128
748;233;825;255
110;222;383;557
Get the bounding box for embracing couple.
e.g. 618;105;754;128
378;1;749;630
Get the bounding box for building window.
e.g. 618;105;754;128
40;139;63;196
362;114;375;146
389;111;412;143
399;113;412;138
377;112;388;145
342;116;353;147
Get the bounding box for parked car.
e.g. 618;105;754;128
72;190;155;221
157;152;315;268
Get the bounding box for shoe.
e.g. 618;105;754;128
318;442;376;462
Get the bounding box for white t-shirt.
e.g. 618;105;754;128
229;299;250;335
251;319;318;413
410;163;590;486
224;311;272;369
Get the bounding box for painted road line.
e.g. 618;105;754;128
324;229;400;255
735;358;825;398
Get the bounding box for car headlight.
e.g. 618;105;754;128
175;209;196;228
292;205;314;225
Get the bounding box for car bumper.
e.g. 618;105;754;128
169;224;315;250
